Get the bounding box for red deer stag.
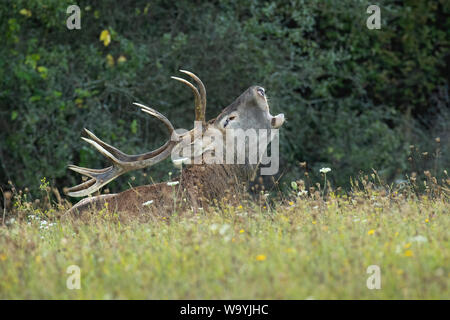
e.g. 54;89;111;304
65;70;285;218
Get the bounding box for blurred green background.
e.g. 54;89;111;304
0;0;448;199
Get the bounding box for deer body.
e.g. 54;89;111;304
66;71;284;217
67;163;251;217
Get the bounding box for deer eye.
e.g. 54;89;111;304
223;116;236;128
257;88;265;97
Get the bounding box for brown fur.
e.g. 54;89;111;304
66;163;253;218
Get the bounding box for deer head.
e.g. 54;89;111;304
66;71;285;197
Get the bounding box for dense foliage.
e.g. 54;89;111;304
0;0;448;197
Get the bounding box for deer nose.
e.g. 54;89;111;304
257;87;265;97
271;114;285;128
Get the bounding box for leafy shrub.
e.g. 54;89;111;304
0;0;448;199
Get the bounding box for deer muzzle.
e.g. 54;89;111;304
271;113;285;129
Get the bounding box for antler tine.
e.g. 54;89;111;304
133;103;178;140
171;75;204;123
67;164;111;178
66;103;180;198
82;104;179;164
179;70;206;121
83;129;134;162
66;166;122;197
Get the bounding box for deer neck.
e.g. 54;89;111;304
178;163;255;205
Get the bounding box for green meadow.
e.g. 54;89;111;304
1;176;448;299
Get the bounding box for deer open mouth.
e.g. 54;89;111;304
271;113;285;129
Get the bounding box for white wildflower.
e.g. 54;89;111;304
298;190;308;196
373;202;383;208
320;167;331;174
409;235;428;243
236;211;248;217
219;224;230;235
261;193;270;200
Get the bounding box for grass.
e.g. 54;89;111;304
0;174;449;299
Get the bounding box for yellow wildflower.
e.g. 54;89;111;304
255;254;266;261
239;229;245;233
404;250;413;257
368;229;375;235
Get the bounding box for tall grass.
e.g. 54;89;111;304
0;170;449;299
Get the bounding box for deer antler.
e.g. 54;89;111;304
171;69;206;124
66;104;178;197
66;70;207;197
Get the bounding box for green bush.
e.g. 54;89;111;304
0;0;448;199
